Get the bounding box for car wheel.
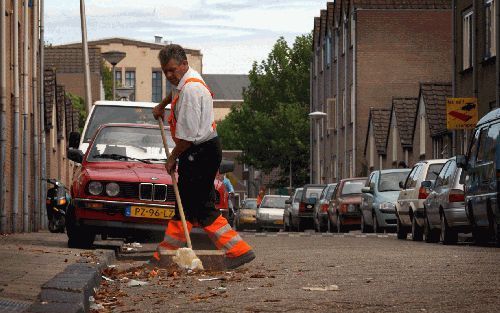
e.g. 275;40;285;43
472;227;489;245
327;215;333;233
373;212;382;234
283;216;289;232
440;213;457;245
256;225;263;233
424;213;439;243
289;216;296;232
314;214;320;232
396;215;408;240
66;206;95;249
494;221;500;248
336;213;345;233
411;214;423;241
361;214;372;233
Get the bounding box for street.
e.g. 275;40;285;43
91;232;500;313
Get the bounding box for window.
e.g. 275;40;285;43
342;89;346;127
326;31;332;67
152;71;162;103
166;81;173;97
350;11;355;47
343;16;348;55
426;163;445;181
314;48;319;77
350;84;354;123
321;41;325;72
125;70;136;101
293;189;303;203
434;161;451;188
486;0;497;58
463;9;473;70
114;69;122;87
327;98;336;129
334;29;339;61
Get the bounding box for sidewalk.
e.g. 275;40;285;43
0;232;114;312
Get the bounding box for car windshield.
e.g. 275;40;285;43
341;180;365;195
261;196;287;209
426;164;444;180
83;106;170;143
244;200;257;210
87;126;174;163
379;171;410;192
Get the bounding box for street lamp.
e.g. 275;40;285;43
102;51;126;100
309;111;327;184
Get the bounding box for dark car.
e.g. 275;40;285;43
328;178;367;233
285;184;326;231
360;169;410;233
313;183;338;232
457;108;500;245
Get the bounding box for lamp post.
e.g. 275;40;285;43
102;51;126;100
309;111;327;184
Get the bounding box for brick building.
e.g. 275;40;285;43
386;97;418;168
453;0;498;154
311;0;452;183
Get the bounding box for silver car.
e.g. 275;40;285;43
256;195;289;232
423;157;470;244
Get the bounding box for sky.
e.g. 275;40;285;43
44;0;327;74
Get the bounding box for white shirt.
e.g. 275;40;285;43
173;67;217;145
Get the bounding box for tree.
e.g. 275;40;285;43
66;93;87;133
217;34;312;187
101;61;113;100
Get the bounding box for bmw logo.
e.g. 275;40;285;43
151;177;159;180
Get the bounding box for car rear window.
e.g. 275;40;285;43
244;200;257;210
426;164;444;181
379;171;410;192
261;197;287;209
341;180;365;195
293;190;303;203
304;188;323;200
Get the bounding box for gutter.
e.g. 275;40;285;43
0;0;7;233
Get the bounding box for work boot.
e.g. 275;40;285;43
224;250;256;269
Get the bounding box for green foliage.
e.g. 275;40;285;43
101;61;113;100
218;34;313;187
66;93;87;133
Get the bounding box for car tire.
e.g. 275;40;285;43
440;213;458;245
424;214;439;243
396;216;408;240
283;216;289;232
289;216;297;232
373;212;382;234
411;214;423;242
256;225;263;233
361;214;372;233
314;214;320;233
336;213;345;233
327;215;334;233
494;221;500;248
66;205;95;249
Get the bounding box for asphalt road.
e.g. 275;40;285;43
91;232;500;313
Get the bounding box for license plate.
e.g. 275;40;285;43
126;206;175;220
274;219;284;225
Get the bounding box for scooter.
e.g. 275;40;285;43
45;179;70;233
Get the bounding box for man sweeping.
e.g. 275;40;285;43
152;44;255;269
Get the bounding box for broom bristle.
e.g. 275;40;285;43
172;248;204;270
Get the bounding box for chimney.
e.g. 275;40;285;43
154;35;162;43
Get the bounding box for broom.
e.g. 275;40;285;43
157;118;203;270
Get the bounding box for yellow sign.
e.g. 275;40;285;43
446;98;478;129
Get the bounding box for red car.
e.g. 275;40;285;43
66;123;230;248
327;177;367;233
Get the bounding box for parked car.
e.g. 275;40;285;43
313;183;338;232
424;157;469;244
285;184;326;231
328;178;367;233
360;169;411;233
65;123;230;248
283;188;303;231
457;108;500;245
67;100;234;221
396;159;447;241
256;195;289;232
234;198;257;231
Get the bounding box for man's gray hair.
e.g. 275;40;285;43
158;44;187;66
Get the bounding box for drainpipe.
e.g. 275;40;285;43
451;0;457;155
12;0;20;233
32;0;40;231
344;23;348;178
352;9;357;176
335;29;340;181
310;63;313;184
496;0;500;108
0;0;7;233
472;0;479;100
40;0;47;230
22;0;30;232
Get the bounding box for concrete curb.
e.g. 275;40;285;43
24;249;115;313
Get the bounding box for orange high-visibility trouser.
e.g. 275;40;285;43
153;215;252;261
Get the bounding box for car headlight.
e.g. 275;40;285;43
88;181;103;195
379;202;396;212
105;182;120;197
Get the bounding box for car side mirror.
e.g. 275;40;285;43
67;148;84;164
456;154;468;169
399;181;405;189
285;199;292;205
421;180;432;189
361;186;371;193
219;159;235;174
68;132;81;149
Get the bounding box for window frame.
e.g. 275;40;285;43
485;0;497;59
462;8;474;70
151;70;163;103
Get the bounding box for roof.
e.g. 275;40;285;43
55;37;201;56
94;100;171;109
353;0;451;10
391;97;418;148
418;82;452;137
202;74;249;101
368;108;392;155
45;47;102;74
477;108;500;126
